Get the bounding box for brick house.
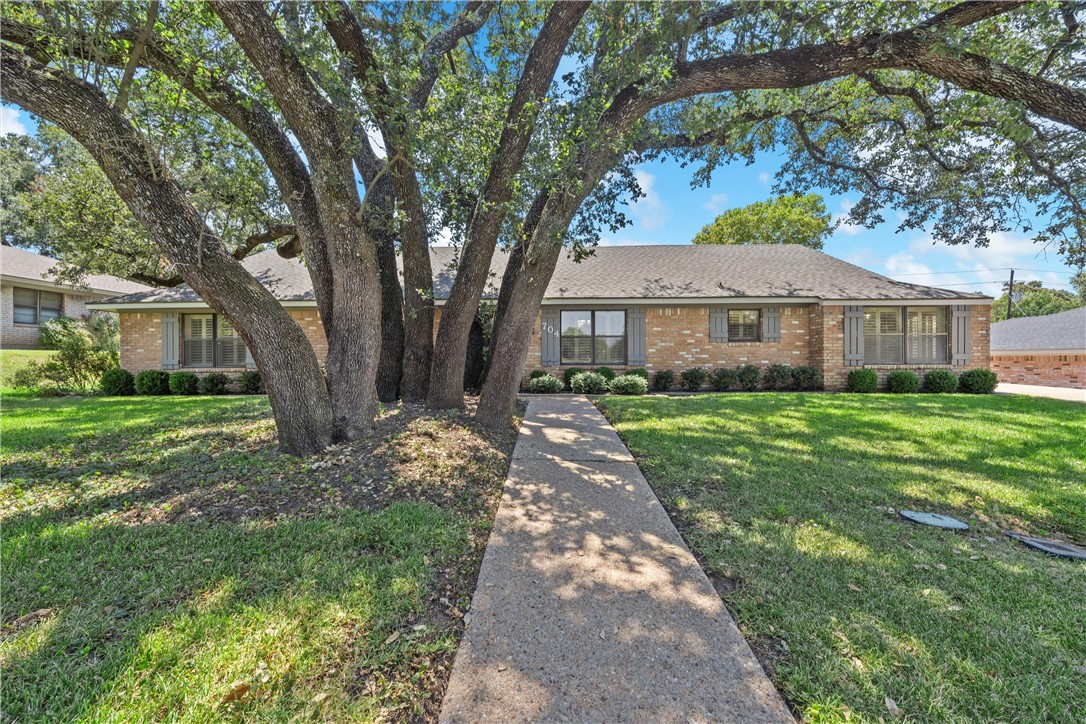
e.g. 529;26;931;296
990;306;1085;389
1;246;150;348
89;244;992;390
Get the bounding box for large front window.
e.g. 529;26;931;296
12;286;63;324
560;310;626;365
864;307;948;365
183;314;248;368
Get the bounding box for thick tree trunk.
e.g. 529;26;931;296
375;226;405;402
395;171;435;403
0;50;336;454
464;316;486;392
427;2;588;410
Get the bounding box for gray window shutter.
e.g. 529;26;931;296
844;305;864;366
951;305;971;366
627;307;646;365
541;308;560;366
709;306;728;342
161;313;180;370
762;306;781;342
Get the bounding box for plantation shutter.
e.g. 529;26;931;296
161;313;180;370
844;305;864;366
709;306;728;342
951;305;971;366
762;306;782;342
627;307;646;365
540;308;560;366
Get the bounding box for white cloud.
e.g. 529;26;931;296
703;193;729;214
629;169;669;230
757;171;771;184
0;107;28;135
433;226;454;246
833;199;864;236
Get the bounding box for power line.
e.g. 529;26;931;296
890;267;1076;277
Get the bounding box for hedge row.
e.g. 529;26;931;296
528;371;648;396
847;368;997;394
100;368;263;397
656;364;823;392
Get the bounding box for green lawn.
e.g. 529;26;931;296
2;394;515;722
1;348;53;389
598;393;1086;723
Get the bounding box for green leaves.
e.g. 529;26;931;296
692;194;833;249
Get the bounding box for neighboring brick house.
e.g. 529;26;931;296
89;245;992;390
1;246;150;348
990;306;1086;389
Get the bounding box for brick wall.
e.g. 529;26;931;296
992;353;1085;389
120;309;329;372
1;283;106;349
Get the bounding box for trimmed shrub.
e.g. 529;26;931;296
528;374;564;394
790;366;823;391
887;370;920;394
958;368;998;394
609;374;648;395
570;371;608;394
762;364;791;391
680;367;708;391
100;368;135;396
529;369;548;380
922;370;958;394
199;372;231;395
736;364;761;391
594;366;617;382
651;369;675;391
626;367;649;379
169;371;199;395
237;370;263;394
711;367;738;391
134;369;171;396
563;367;585;389
847;368;878;393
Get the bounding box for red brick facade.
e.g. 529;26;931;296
991;353;1085;389
121;301;992;392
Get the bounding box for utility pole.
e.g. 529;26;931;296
1006;269;1015;320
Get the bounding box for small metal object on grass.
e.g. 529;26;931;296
1005;533;1086;561
899;510;969;530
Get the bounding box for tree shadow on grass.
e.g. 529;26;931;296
1;504;464;722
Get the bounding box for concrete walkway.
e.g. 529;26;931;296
440;396;791;723
995;383;1085;402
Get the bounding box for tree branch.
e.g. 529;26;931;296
409;1;496;112
114;0;159;113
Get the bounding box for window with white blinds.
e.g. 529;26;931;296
183;314;215;367
560;310;626;365
864;307;949;365
907;307;948;364
12;287;63;324
183;314;250;367
727;309;760;341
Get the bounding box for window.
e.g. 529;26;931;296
863;307;949;365
12;287;63;324
183;314;248;368
863;308;904;364
907;307;948;364
560;310;626;365
727;309;760;341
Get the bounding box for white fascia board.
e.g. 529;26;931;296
87;299;319;312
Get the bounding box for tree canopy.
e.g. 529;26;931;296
692;194;831;249
2;1;1083;452
991;279;1085;321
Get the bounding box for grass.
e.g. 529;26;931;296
2;394;517;722
0;348;53;389
597;393;1086;723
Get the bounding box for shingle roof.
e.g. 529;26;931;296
1;246;151;296
93;244;990;307
990;306;1086;352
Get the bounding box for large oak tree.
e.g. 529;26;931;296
2;1;1083;449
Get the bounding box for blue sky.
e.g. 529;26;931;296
4;105;1077;294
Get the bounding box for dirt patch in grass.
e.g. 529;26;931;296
2;395;521;722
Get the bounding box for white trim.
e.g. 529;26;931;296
836;298;991;306
88;299;318;312
540;296;822;306
991;348;1086;356
1;276;125;298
